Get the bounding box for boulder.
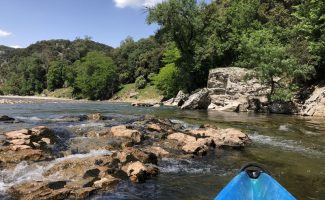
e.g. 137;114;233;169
172;90;188;106
0;115;15;122
181;88;211;110
5;129;31;139
163;98;175;106
268;101;298;114
301;86;325;117
87;113;106;121
122;161;159;183
190;127;251;147
111;125;142;143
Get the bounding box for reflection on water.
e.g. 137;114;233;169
0;102;324;199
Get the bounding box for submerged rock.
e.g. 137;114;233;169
0;115;15;122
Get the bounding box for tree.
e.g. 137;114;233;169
147;0;205;91
237;29;314;101
152;43;183;98
293;0;325;79
73;52;119;100
47;61;67;91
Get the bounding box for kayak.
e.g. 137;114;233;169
214;163;296;200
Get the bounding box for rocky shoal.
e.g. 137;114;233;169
0;114;251;200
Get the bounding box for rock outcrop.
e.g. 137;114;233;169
207;67;269;112
301;86;325;117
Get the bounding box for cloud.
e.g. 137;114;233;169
0;29;12;37
113;0;164;8
9;45;22;49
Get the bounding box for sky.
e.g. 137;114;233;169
0;0;165;48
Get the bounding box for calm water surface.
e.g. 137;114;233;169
0;101;324;199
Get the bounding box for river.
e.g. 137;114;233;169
0;101;324;199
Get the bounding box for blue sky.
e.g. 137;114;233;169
0;0;164;48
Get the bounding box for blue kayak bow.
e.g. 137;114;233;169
215;163;296;200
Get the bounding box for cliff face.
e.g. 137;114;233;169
207;67;270;112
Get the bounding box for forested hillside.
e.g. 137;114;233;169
0;0;323;101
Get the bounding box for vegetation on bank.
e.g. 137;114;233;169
0;0;324;101
111;83;162;103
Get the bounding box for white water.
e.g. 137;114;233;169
0;150;112;193
249;133;322;156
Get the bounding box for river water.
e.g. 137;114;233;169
0;101;324;199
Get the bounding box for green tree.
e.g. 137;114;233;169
237;29;314;101
293;0;325;79
152;43;183;98
73;52;119;100
47;61;67;91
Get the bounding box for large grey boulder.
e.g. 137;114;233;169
181;88;211;110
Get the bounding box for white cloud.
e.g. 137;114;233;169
0;29;12;37
113;0;164;8
9;45;22;49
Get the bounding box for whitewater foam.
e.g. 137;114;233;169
249;133;323;156
0;150;112;193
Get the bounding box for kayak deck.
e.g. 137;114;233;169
215;165;296;200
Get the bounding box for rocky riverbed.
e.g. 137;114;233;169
0;101;324;200
0;113;250;200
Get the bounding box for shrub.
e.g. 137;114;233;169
135;75;147;89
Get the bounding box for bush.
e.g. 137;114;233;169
135;76;147;89
152;63;182;99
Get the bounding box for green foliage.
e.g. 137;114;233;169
293;0;325;77
3;56;46;95
135;76;147;89
73;52;119;100
237;29;314;100
152;43;183;98
47;61;68;91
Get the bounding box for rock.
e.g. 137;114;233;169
5;129;31;139
114;147;157;165
0;149;51;168
10;145;32;151
167;132;211;155
86;128;110;137
122;161;158;183
9;138;30;145
0;115;15;122
146;123;162;132
163;98;175;106
131;102;155;107
190;127;250;147
172;90;188;106
93;176;119;189
181;88;211;110
70;187;96;199
207;67;270;113
146;146;169;157
268;101;298;114
87;113;106;121
111;125;142;143
301;86;325;117
167;132;197;144
59;115;88;122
